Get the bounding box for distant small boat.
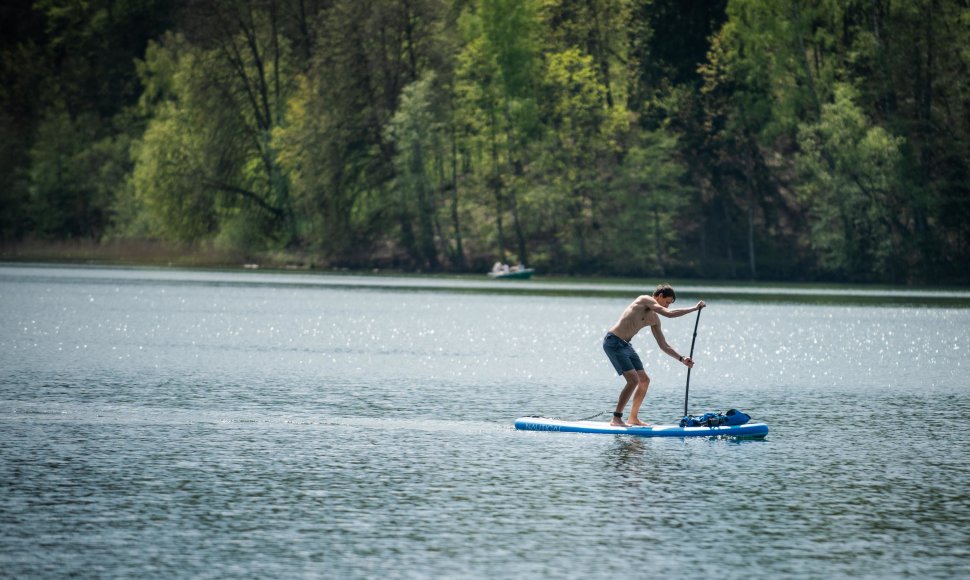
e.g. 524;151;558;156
488;267;534;280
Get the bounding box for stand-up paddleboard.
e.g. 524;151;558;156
515;416;768;439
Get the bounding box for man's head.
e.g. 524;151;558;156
653;283;676;304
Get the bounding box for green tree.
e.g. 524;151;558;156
129;0;299;251
130;35;217;241
275;0;450;266
607;129;691;276
2;0;176;241
796;84;906;281
27;102;106;238
386;72;446;270
539;0;633;110
531;48;613;270
454;0;540;265
0;1;50;240
864;0;970;279
186;0;297;246
693;0;846;279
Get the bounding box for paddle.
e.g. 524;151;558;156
683;306;702;417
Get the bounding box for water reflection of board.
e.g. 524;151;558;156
514;416;768;439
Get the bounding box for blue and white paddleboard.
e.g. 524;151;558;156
514;416;768;439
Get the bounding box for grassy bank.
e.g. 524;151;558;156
0;239;323;270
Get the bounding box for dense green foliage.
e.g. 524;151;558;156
2;0;968;283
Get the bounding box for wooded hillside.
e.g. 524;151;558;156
2;0;968;283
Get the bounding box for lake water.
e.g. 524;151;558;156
1;264;968;578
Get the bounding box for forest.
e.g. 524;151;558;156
1;0;968;283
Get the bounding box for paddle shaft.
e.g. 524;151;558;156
683;308;702;416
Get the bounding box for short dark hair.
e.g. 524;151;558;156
653;283;676;300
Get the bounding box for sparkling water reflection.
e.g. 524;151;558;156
1;265;968;577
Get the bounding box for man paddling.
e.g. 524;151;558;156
603;284;705;427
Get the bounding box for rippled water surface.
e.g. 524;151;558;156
2;264;968;578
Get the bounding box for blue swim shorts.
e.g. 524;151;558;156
603;332;643;375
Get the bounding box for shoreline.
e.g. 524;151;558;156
0;239;323;271
4;260;970;308
4;239;970;295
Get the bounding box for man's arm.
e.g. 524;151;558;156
650;324;692;366
647;299;706;318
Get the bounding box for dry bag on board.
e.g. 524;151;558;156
679;408;751;428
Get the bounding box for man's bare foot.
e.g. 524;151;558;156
610;418;629;427
627;419;652;427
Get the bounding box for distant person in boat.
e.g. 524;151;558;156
492;261;532;274
603;284;706;427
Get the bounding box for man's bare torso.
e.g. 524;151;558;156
608;296;660;342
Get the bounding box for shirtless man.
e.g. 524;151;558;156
603;284;706;427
